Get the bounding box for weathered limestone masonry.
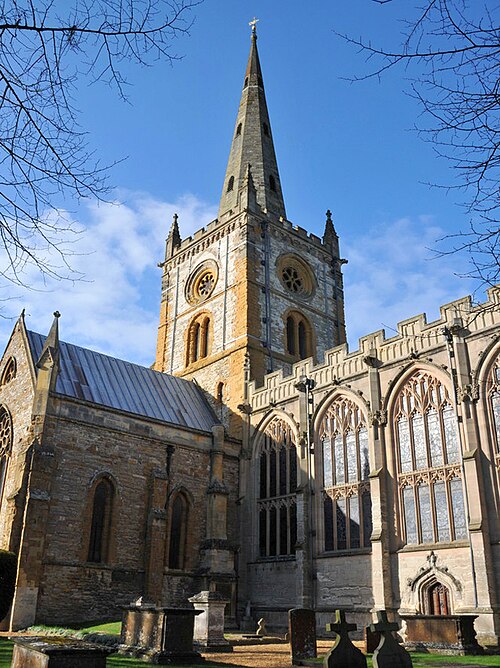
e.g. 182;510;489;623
154;29;346;444
0;313;239;630
244;289;500;645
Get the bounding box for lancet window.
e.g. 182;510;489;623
87;478;114;563
257;418;297;558
0;406;12;505
168;493;188;570
285;311;313;361
487;353;500;474
394;371;467;545
186;315;211;366
319;397;372;551
0;358;16;386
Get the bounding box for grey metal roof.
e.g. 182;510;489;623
26;330;219;432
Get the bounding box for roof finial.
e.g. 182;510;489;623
249;17;259;36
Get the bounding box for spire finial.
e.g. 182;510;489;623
326;209;332;222
249;17;259;36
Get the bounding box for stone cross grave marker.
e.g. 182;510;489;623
289;608;317;664
369;611;412;668
323;609;367;668
257;617;267;636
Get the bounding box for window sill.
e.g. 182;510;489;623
318;547;372;558
398;540;469;553
250;555;296;564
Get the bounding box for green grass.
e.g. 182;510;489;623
308;653;500;667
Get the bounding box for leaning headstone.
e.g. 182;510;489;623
323;610;367;668
369;610;412;668
289;608;317;664
256;617;267;636
240;600;254;632
11;636;111;668
189;590;232;651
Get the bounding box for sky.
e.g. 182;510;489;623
0;0;484;367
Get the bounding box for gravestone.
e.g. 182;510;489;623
289;608;317;664
189;590;232;651
323;610;367;668
256;617;267;636
11;636;111;668
369;611;412;668
401;614;481;655
119;603;203;664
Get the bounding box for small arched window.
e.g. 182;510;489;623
236;123;242;136
269;175;276;192
258;418;298;558
216;381;224;403
0;406;12;505
186;315;211;366
244;77;249;88
263;122;270;136
168;493;188;570
88;478;114;563
426;581;451;615
394;370;467;545
0;358;16;386
285;311;313;361
320;396;371;551
227;176;234;192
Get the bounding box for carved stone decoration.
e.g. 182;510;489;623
400;551;463;616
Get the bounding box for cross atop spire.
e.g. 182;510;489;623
218;28;286;220
249;17;259;35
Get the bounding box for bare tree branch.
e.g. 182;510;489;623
0;0;199;287
339;1;500;289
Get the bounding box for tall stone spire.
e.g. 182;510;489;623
218;24;286;220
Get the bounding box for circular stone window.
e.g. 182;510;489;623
186;260;219;305
277;255;315;299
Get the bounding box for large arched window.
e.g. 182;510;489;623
487;353;500;475
258;418;298;558
168;493;189;570
394;370;467;545
285;311;313;361
87;478;114;563
186;314;211;366
0;406;12;505
0;358;16;386
319;396;371;551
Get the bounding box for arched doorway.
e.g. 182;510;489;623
427;582;451;615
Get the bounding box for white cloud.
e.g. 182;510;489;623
343;216;476;348
0;192;217;367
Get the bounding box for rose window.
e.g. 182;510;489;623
198;272;215;298
185;260;219;305
282;266;304;293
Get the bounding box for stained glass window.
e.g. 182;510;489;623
319;396;372;551
0;406;12;506
257;418;297;558
394;371;466;545
487;357;500;456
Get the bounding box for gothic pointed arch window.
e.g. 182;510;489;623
87;477;114;563
319;396;372;551
0;358;16;386
285;311;314;361
487;352;500;475
186;314;211;366
394;370;467;545
257;418;298;558
168;492;189;570
0;406;12;505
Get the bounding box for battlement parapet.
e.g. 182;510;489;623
248;287;500;411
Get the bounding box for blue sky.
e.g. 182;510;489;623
0;1;481;366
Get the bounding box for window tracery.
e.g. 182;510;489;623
0;406;12;505
394;371;467;545
319;397;372;551
0;358;16;386
487;353;500;474
257;418;297;558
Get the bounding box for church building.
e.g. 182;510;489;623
0;27;499;646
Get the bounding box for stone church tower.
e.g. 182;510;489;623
154;27;347;438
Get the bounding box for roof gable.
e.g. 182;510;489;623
26;330;219;432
